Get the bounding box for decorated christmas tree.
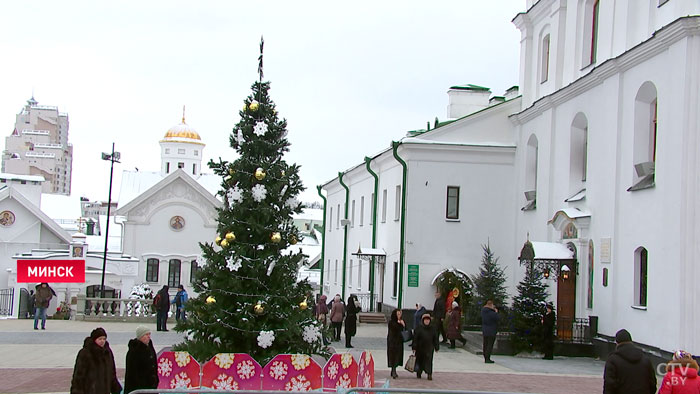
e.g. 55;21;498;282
510;261;549;353
175;39;326;363
468;243;508;325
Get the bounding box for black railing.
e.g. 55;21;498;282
0;288;14;316
556;317;591;344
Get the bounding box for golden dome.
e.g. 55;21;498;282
164;122;201;140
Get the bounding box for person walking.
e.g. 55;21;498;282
481;300;500;363
329;294;345;341
173;285;188;323
412;313;439;380
603;329;656;394
124;326;159;394
447;301;466;349
34;282;55;330
658;350;700;393
344;295;361;348
541;303;556;360
315;294;329;326
155;285;170;332
70;327;122;394
413;303;427;332
432;292;447;344
387;309;405;379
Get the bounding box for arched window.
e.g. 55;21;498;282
634;247;648;307
168;259;181;287
582;0;600;67
569;113;589;197
190;260;199;283
146;258;159;282
522;134;538;211
540;33;551;83
629;82;658;191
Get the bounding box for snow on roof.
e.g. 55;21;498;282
556;208;591;219
531;242;575;260
401;137;516;148
40;193;82;220
117;170;223;206
0;172;45;182
86;215;122;252
294;208;323;221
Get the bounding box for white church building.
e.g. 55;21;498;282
320;0;700;357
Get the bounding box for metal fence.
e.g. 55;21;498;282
556;317;591;344
0;288;14;316
131;389;534;394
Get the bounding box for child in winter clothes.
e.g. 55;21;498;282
659;350;700;394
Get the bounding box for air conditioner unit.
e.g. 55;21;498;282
340;219;351;226
634;161;655;177
524;190;537;201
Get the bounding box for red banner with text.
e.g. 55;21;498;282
17;260;86;283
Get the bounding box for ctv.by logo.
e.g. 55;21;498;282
17;260;85;283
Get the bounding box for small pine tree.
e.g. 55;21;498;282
510;262;549;353
175;40;326;364
468;244;508;325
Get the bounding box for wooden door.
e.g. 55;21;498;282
556;260;577;340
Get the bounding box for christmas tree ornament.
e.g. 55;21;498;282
220;239;229;248
206;296;216;304
225;232;236;241
289;235;298;245
254;168;266;180
242;104;247;112
281;170;285;176
302;325;321;343
254;302;264;315
224;175;232;183
215;236;222;245
253;121;268;136
229;167;235;175
266;261;276;276
299;299;308;310
227;185;243;204
226;256;242;272
257;330;274;348
249;100;259;111
196;255;207;268
271;232;281;243
251;184;267;202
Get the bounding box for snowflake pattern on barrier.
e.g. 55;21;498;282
291;354;310;370
257;330;275;349
253;121;268;136
269;361;288;380
327;361;339;380
285;375;311;391
251;184;267;202
170;372;192;388
214;353;235;369
337;373;352;388
302;325;321;343
227;185;243;205
364;351;372;365
213;373;238;390
341;353;353;369
363;371;372;388
237;359;256;379
158;357;172;377
226;256;242;272
174;352;191;367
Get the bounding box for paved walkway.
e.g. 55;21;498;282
0;319;605;393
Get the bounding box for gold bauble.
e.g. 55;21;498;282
206;296;216;304
225;232;236;241
228;167;235;175
249;101;259;111
299;300;308;310
271;232;281;243
220;239;229;248
289;235;298;245
254;303;264;315
254;168;266;181
215;236;222;245
281;170;286;176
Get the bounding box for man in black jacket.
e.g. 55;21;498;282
432;292;447;344
603;329;656;394
481;300;500;364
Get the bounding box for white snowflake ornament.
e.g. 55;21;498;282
302;325;321;343
285;197;300;210
226;256;242;272
227;186;243;205
196;255;207;268
253;121;268;136
251;184;267;202
236;130;244;145
257;330;275;349
266;261;276;276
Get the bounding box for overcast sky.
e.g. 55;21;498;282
0;1;524;204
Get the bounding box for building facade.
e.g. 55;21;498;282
2;97;73;195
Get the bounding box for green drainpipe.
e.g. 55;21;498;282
364;156;379;312
338;172;350;300
391;141;408;309
316;185;327;296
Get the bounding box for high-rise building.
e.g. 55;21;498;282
2;97;73;195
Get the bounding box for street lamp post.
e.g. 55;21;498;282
100;143;120;299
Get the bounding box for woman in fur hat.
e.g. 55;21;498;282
412;313;440;380
124;326;159;393
70;327;122;394
659;350;700;393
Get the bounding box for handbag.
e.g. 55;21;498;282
404;354;416;372
401;329;413;343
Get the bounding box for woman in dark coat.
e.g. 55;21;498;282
446;302;466;348
344;295;361;348
387;309;406;379
70;327;122;394
155;285;170;331
541;303;556;360
412;314;439;380
124;326;159;393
